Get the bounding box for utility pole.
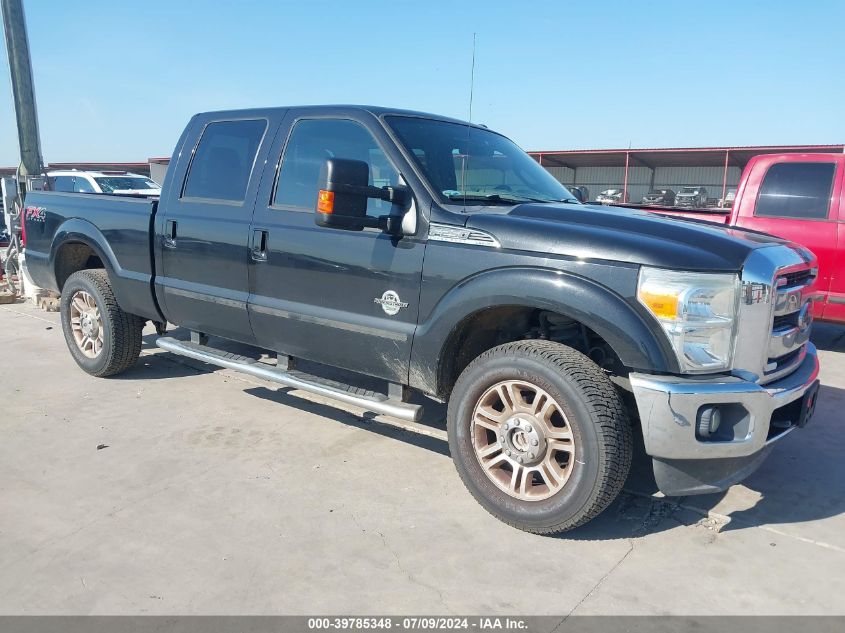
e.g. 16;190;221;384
2;0;45;193
2;0;44;298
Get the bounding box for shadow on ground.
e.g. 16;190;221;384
812;322;845;352
127;326;845;541
673;381;845;535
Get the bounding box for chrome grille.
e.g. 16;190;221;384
772;312;798;330
734;247;816;385
781;269;814;288
762;265;816;383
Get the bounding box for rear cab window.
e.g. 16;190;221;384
755;162;835;220
182;119;268;203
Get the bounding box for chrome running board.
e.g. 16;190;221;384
155;336;423;422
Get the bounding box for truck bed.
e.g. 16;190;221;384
23;191;161;321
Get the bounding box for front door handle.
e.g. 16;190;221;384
251;229;269;262
163;220;177;248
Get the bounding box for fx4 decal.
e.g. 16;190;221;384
24;206;46;222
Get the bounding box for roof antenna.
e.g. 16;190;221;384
468;32;476;125
460;33;476;209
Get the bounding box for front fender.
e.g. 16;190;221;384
409;266;677;395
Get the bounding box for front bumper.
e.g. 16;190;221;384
629;343;820;495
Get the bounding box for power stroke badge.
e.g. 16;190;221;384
374;290;408;316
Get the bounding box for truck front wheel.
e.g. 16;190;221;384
447;340;632;534
60;270;144;377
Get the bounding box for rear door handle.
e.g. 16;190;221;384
251;229;268;262
164;220;177;248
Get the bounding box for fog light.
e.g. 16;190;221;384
698;406;722;438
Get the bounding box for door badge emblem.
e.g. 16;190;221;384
374;290;408;316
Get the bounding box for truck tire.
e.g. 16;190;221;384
60;269;144;377
447;340;632;534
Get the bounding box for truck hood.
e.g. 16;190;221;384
462;203;794;271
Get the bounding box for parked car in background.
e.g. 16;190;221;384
47;171;161;196
675;186;707;207
568;185;589;203
596;188;628;204
719;187;737;208
641;188;675;206
646;153;845;324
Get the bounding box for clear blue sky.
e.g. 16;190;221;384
1;0;843;165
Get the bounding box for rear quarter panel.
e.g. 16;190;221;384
23;191;161;320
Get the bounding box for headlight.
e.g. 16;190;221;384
637;267;740;373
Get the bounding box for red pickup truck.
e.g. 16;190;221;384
646;153;844;324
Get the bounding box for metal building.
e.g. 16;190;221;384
530;144;845;205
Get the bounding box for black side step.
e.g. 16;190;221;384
155;337;423;422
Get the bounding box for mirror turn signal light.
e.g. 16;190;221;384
317;189;335;214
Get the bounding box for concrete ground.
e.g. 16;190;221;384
1;300;844;616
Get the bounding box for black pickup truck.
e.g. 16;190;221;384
23;106;821;534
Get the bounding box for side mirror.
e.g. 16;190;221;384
315;158;369;231
315;158;407;234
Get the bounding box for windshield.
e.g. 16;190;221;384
385;116;576;206
679;187;699;194
94;176;159;193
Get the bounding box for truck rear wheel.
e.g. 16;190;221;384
447;340;632;534
60;269;144;377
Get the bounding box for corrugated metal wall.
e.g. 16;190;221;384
652;166;742;200
544;162;742;203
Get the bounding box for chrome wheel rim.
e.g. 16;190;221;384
471;380;576;501
69;290;104;358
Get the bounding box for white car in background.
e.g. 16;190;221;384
47;170;161;196
595;188;629;204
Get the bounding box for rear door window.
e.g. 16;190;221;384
182;119;267;202
50;176;74;192
755;162;835;220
